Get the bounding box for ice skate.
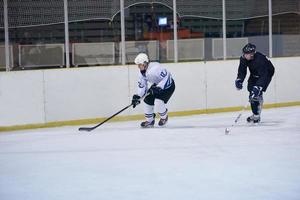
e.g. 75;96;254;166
158;115;168;126
140;120;155;128
140;113;155;128
246;114;260;123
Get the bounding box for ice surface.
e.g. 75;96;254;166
0;106;300;200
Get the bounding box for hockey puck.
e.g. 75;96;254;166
225;128;230;135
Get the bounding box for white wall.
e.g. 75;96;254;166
0;71;45;126
272;57;300;103
1;57;300;127
43;67;130;122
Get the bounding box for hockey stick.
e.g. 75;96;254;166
78;103;133;132
225;101;249;134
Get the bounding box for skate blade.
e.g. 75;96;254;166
140;125;154;128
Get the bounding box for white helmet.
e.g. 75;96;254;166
134;53;149;65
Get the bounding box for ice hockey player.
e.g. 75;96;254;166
131;53;175;128
235;43;275;123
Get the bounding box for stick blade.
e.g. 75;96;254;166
78;127;94;132
225;128;230;135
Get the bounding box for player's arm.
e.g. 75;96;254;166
237;57;248;82
235;57;247;90
137;74;148;97
131;75;148;108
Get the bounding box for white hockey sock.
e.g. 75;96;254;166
155;99;168;119
144;104;154;122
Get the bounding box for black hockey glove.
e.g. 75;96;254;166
249;86;262;101
235;79;243;90
148;84;162;96
131;94;141;108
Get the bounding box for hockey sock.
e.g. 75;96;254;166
250;100;259;115
155;99;168;119
250;99;263;115
144;104;154;122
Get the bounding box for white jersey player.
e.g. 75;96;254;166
131;53;175;128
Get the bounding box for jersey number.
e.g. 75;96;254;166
138;81;144;88
160;70;167;77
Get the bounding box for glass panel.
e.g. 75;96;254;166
8;0;65;70
226;0;300;58
225;0;269;58
6;0;121;70
272;0;300;57
0;0;14;71
68;0;120;66
0;0;5;71
272;13;300;57
176;0;223;61
222;19;248;59
123;2;173;63
2;0;299;70
69;20;119;66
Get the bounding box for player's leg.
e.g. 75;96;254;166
247;95;263;123
141;95;155;128
155;80;175;126
155;99;168;126
247;78;262;123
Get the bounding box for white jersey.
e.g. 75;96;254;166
137;62;173;97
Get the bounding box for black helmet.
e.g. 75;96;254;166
242;43;256;54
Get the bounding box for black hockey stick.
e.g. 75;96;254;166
78;103;133;132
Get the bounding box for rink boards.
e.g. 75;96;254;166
0;57;300;130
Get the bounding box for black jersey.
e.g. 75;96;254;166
237;52;275;91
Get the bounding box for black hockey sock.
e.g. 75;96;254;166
250;101;260;115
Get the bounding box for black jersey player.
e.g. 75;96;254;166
235;43;275;123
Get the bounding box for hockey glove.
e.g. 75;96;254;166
131;94;141;108
235;79;243;90
148;84;162;96
249;86;262;101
